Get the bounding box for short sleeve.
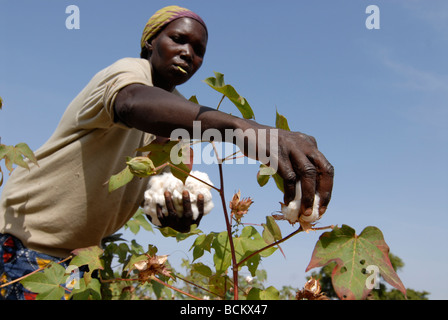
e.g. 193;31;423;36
102;58;153;120
75;58;153;129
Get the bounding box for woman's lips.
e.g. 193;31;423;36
176;65;188;74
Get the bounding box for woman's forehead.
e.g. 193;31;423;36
165;18;207;38
162;18;208;43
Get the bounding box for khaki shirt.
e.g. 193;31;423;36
0;58;176;258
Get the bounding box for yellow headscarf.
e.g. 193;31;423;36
141;5;207;49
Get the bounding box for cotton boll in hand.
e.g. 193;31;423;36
279;181;321;231
143;171;214;226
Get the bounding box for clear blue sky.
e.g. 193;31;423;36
1;0;447;299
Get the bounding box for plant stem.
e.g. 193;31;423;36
175;274;224;299
236;224;335;267
101;274;204;300
167;162;220;192
217;159;239;300
0;255;73;289
210;141;239;300
216;94;225;110
151;276;203;300
237;228;304;267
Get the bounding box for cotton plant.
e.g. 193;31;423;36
87;72;406;301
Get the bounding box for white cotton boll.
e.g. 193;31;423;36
280;181;321;226
172;189;184;213
143;171;214;227
300;193;320;223
203;201;215;215
282;199;301;224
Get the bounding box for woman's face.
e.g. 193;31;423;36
147;17;208;92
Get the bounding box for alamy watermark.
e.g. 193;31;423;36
365;5;380;30
65;5;80;30
365;265;380;290
169;121;279;172
65;5;380;31
65;265;80;289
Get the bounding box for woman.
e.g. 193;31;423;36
0;5;333;299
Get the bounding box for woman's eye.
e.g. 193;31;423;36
194;46;205;58
171;35;186;44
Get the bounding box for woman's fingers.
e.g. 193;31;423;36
164;191;176;213
314;152;335;216
156;190;205;232
195;194;205;225
276;131;334;216
181;190;193;220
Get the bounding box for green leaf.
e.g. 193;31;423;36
209;274;229;297
150;278;171;299
20;262;66;300
170;157;192;185
109;140;186;192
136;139;178;155
253;109;290;192
0;143;38;173
191;263;212;277
158;224;202;242
305;225;407;300
272;172;284;193
71;278;102;300
212;231;232;275
101;233;126;244
256;171;270;187
256;163;284;193
15;143;38;167
132;240;146;255
169;143;193;184
191;233;215;261
203;72;255;119
256;164;275;187
247;286;279;300
137;140;193;184
108;166;134;192
275;109;290;131
125;208;154;234
146;244;158;256
70;246;104;273
212;227;277;277
262;216;283;244
237;226;277;259
263;286;280;300
116;242;130;263
4;145;27;171
188;95;199;104
0;145;7;161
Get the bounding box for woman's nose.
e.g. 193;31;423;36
180;44;194;62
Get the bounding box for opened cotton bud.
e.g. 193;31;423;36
296;277;329;300
229;190;254;222
126;156;155;178
143;171;214;226
280;181;321;231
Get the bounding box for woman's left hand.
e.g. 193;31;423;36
154;190;204;233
